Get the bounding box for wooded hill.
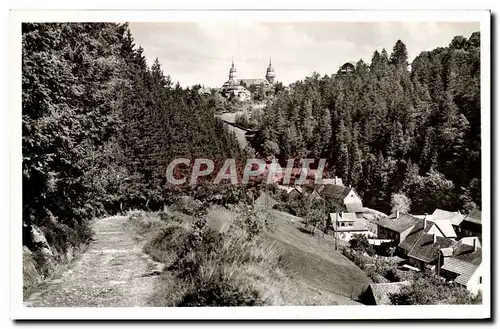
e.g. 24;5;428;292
250;33;481;215
22;23;244;252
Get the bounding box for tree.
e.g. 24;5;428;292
390;193;412;214
390;40;409;68
349;234;375;256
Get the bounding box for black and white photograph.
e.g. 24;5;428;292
9;8;491;320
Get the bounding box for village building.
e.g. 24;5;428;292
330;212;371;241
361;281;411;305
338;62;356;75
220;58;276;101
376;212;420;245
431;208;467;236
398;219;441;256
406;231;456;272
440;238;482;294
320;185;363;208
457;209;482;240
197;86;213;97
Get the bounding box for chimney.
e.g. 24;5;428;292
423;218;426;229
473;238;478;252
396;210;400;219
433;233;436;244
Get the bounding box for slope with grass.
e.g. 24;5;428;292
206;207;372;304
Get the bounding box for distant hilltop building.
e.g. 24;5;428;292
221;58;276;101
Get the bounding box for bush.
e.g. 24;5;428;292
178;273;264;306
389;273;482;305
348;234;376;256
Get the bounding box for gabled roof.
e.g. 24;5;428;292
453;244;482;265
432;209;466;226
398;219;434;252
377;214;419;233
442;254;481;286
463;209;481;225
407;234;457;264
321;185;361;201
368;281;411;305
433;220;457;238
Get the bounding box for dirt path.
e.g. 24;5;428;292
24;216;159;307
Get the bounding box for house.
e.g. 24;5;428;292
431;208;467;236
376;212;420;245
406;232;456;272
320;185;362;207
413;210;459;239
361;281;411;305
330;212;371;241
277;185;304;200
458;209;482;240
440;238;482;294
338;62;356;75
398;219;443;256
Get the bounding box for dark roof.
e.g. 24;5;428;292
398;219;433;252
320;185;361;201
453;245;482;265
377;214;419;233
407;234;457;264
442;253;481;286
368;281;411;305
235;78;269;86
463;209;481;225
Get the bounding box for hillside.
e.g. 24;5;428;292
206;207;371;304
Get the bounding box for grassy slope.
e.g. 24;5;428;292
206;207;372;304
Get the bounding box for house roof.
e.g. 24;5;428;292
432;208;466;226
320;177;344;186
377;214;419;233
235;78;270;86
442;256;481;286
407;234;457;264
463;209;481;225
440;247;454;257
433;220;457;238
321;185;361;201
453;244;482;265
398;219;433;251
368;281;411;305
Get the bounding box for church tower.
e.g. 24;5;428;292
229;58;237;83
265;57;275;84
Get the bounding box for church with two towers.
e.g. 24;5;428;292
220;58;276;101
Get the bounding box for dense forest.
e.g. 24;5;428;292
250;33;481;215
22;23;243;251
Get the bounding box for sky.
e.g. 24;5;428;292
129;21;480;88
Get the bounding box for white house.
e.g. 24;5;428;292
330;212;371;241
440;239;482;295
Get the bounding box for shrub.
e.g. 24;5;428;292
178;272;265;306
348;234;376;256
389;273;482;305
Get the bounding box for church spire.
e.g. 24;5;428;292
269;57;272;67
